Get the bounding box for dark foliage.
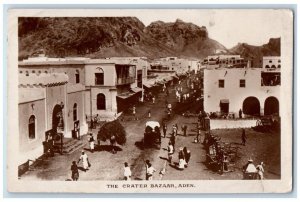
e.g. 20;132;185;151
97;120;126;145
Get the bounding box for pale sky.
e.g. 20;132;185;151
125;9;287;48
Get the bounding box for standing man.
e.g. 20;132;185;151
123;162;132;181
256;162;265;180
196;128;201;143
170;133;176;152
132;105;137;120
146;163;156;180
185;150;191;167
88;133;95;153
110;135;117;154
239;109;243;119
71;161;79;181
78;151;90;172
167;141;174;163
152;96;155;104
182;124;188;136
241;128;246;146
47;134;54;157
162;122;167;138
178;147;185;170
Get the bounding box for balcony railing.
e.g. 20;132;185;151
116;77;135;85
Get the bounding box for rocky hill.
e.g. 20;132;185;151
18;17;227;60
144;19;227;58
229;38;281;67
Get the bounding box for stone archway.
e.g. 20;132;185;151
264;96;279;116
52;104;64;134
242;97;260;116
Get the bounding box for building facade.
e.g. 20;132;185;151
203;59;280;117
18;72;71;165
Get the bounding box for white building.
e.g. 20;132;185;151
203;58;280;117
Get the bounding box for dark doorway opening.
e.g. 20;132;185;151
264;96;279;116
220;99;229;114
243;97;260;116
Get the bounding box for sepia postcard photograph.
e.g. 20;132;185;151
6;8;294;193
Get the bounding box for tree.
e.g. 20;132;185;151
97;120;126;145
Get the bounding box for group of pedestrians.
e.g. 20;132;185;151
122;160;157;181
70;150;91;181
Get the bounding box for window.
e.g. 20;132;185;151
278;65;281;68
73;103;77;121
95;68;104;85
265;65;270;68
269;60;272;63
75;70;80;83
278;60;281;63
218;80;225;88
97;94;106;110
240;79;246;88
28;115;36;139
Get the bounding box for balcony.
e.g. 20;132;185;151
116;77;135;85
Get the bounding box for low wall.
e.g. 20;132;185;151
210;119;258;130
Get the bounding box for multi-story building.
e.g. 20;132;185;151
203;56;280;117
202;55;248;69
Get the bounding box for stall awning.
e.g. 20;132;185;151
220;99;229;104
131;87;143;93
143;83;153;88
172;75;179;79
117;94;132;99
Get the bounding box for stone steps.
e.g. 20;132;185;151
53;138;87;154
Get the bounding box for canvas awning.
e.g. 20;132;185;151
220;99;229;104
172;75;179;79
143;83;153;88
131;87;143;93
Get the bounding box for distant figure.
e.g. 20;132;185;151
88;133;95;153
167;141;174;163
256;162;265;180
77;151;89;172
162;122;167;138
71;161;79;181
152;96;155;104
145;162;156;180
243;158;256;173
239;109;243;119
170;134;176;152
185;150;191;167
182;124;188;136
196;129;201;143
172;125;177;136
148;109;151;118
123;162;132;181
132;105;136;120
110;135;117;154
47;135;54;157
175;124;178;136
241;129;246;146
178;147;185;170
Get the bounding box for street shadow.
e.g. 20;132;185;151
83;148;93;152
134;141;144;150
134;177;143;180
159;156;169;161
169;163;182;170
94;145;123;152
77;166;86;171
65;179;72;181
